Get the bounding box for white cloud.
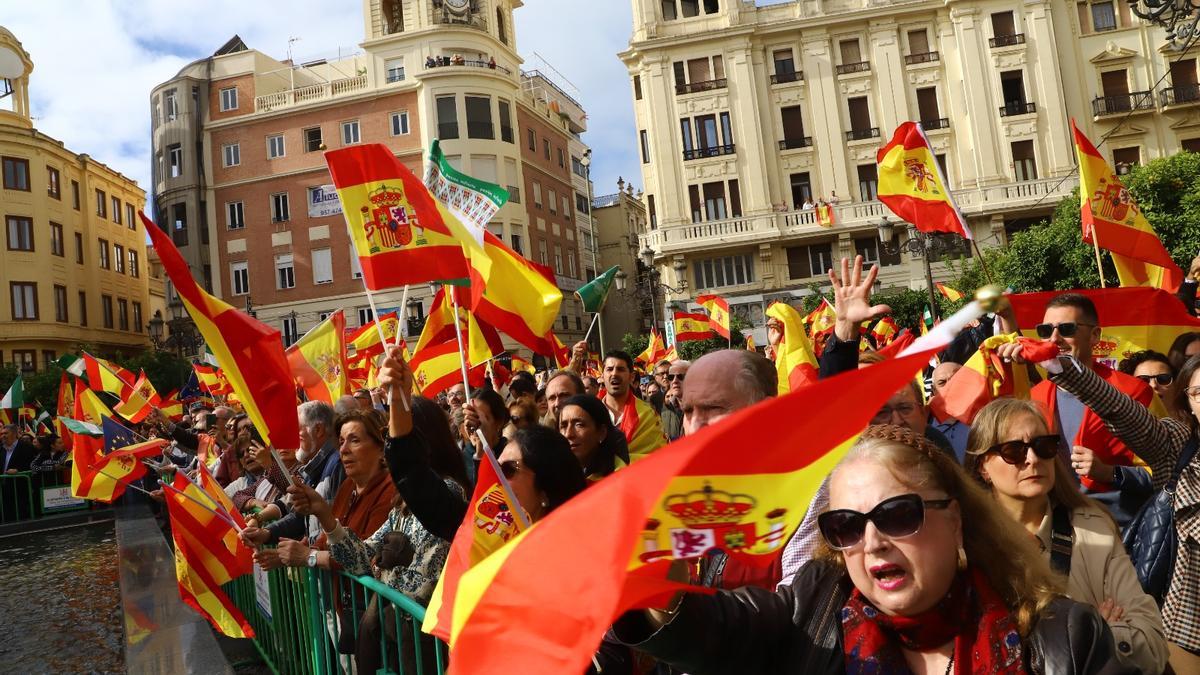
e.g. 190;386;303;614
2;1;638;205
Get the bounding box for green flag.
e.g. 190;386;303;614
0;375;23;409
58;353;86;377
59;416;103;437
575;266;619;313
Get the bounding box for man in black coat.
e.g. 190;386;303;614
2;424;36;473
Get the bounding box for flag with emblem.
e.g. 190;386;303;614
804;298;837;339
286;310;350;404
636;328;668;366
347;312;400;359
877;121;970;239
870;316;900;348
410;341;487;397
695;294;731;340
673;311;713;343
71;415;169;503
511;354;535;375
930;334;1060;424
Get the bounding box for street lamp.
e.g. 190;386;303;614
1129;1;1200;45
406;296;425;337
286;310;299;346
877;215;957;323
244;296;257;319
147;310;165;349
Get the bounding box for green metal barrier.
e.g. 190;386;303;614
0;473;35;523
226;558;447;675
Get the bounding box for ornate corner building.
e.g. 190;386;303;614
149;0;596;359
0;26;151;374
622;0;1196;343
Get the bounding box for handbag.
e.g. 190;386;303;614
1122;435;1199;605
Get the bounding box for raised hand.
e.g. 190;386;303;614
828;256;891;341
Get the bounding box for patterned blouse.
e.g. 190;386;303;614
1050;358;1200;651
328;478;465;605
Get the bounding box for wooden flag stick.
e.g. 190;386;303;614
1089;225;1108;288
582;313;600;344
362;284;411;411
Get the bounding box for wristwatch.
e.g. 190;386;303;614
307;551;318;568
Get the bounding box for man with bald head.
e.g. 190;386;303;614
682;350;776;435
928;361;970;461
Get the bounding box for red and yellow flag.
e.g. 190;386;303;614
870;316;900;348
695;294;731;339
935;282;965;302
81;353;134;397
444;347;943;674
347;312;400;359
511;354;535;375
616;391;667;462
804;298;837;338
929;334;1058;424
143;213;299;449
1072;120;1182;291
193;364;228;396
815;203;835;228
410;341;486;397
69;382;111;499
673;311;713;343
636;328;668;366
286;310;350;404
877;121;970;239
663;346;679;363
164;470;253;638
114;370;160;424
766;301;818;394
416;287;505;367
745;335;756;351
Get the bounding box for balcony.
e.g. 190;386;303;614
778;137;813;150
676;78;727;95
1162;84;1200;107
424;58;512;75
845;127;880;142
836;61;871;75
989;34;1026;48
683;144;736;160
921;117;950;130
905;52;940;65
1092;91;1154;116
771;71;804;84
254;75;368;113
999;101;1036;117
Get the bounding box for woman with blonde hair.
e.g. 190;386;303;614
964;398;1166;673
616;425;1120;673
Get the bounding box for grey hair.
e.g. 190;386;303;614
333;395;359;416
732;350;776;403
299;400;335;433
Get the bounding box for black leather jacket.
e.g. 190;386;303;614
615;560;1131;675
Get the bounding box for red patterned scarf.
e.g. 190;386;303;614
841;567;1024;674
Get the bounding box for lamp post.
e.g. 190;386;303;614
158;297;200;357
877;215;957;322
147;310;165;349
615;252;685;333
580;149;605;353
406;296;425;338
286;310;299;346
1129;1;1200;45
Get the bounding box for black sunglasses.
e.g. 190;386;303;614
985;434;1061;465
500;459;521;480
818;493;953;550
666;373;685;382
1136;373;1174;386
1034;321;1094;339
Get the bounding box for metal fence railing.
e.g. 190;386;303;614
0;468;90;524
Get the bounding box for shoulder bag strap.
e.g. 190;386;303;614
1167;435;1200;493
1049;503;1074;575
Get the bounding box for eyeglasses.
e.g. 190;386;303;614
1034;322;1094;339
871;403;919;422
984;434;1061;465
666;373;685;382
818;493;953;550
500;460;522;480
1136;373;1173;386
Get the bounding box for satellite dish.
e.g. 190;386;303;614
0;44;26;79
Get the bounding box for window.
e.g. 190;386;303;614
74;232;83;264
572;155;586;177
648;194;657;229
46;167;60;199
78;291;87;326
437;96;459;140
220;86;238;111
498;100;513;143
282;315;299;347
341;120;361;145
575;193;590;214
101;295;114;328
276;254;295;289
543;139;552;161
633;75;643;100
9;282;36;321
48;222;64;256
1183;138;1200;153
53;285;67;323
267;134;285;159
129;249;139;277
164;89;178;120
1012;140;1038;181
223;143;241;167
271;192;291;222
172;203;188;246
857;164;879;201
350;247;362;279
231;261;249;295
98;238;110;268
693;254;755;289
312;247;333;284
132;302;143;333
6;216;33;251
991;11;1016;36
839;39;863;65
1113;147;1141;174
854;236;902;267
554;244;563;274
533;181;543;207
71;180;80;209
1000;70;1027;109
465;95;494;139
662;0;678;19
538;239;548;266
126;204;135;229
785;243;833;279
780;106;807;146
12;350;35;374
168;143;183;177
227;201;245;229
549;189;558;214
112;197;122;223
848;97;872;132
358;308;374;326
3;156;30;190
118;299;129;331
497;6;508;44
908;29;930;55
916;87;941;124
561;314;569;330
511;233;523;255
568;249;577;277
299;128;322;154
702;181;727;220
558;148;566;168
114;244;125;273
527;128;536;151
773;49;796;77
390;111;410;136
562;195;571;219
1091;1;1117;31
385;57;405;83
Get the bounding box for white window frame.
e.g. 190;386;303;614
390;110;410;136
267;134;285;159
312;247;333;285
220;86;238;111
358;308;374;326
341;120;361;145
385;58;406;83
222;143;240;167
275;254;296;290
271;192;290;222
350;246;363;279
164;90;178;121
230;261;249;296
282;315;299;346
226;201;245;229
168;145;183;178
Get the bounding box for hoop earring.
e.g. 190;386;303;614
957;546;968;571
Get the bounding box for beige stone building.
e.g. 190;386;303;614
622;0;1195;343
592;180;652;351
0;27;150;373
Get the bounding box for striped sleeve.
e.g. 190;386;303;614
1050;358;1188;489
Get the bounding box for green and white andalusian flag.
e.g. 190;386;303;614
0;375;23;409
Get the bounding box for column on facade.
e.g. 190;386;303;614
641;52;689;227
868;20;905;138
725;38;773;214
799;30;852;199
946;6;1007;187
1023;0;1074;176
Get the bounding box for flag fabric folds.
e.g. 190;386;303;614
616;392;667;463
815;203;835;228
415;287;505;368
695;294;731;339
804;298;837;339
286;310;350;404
870;316;900;348
876;121;971;239
71;416;168;503
1072;120;1182;291
929;334;1059;425
935;282;966;302
347;312;400;358
766;301;819;394
636;328;668;366
443;347;943;674
410;341;486;397
0;375;22;409
142;212;299;449
511;354;535;375
673;311;713;343
576;266;619;314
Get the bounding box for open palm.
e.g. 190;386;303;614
829;256;891;331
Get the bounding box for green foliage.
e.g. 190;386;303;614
620;332;649;358
869;287;933;333
0;348;190;414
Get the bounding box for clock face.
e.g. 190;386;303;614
445;0;469;10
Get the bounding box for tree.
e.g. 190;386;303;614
0;348;190;416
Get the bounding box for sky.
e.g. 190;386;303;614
0;0;642;204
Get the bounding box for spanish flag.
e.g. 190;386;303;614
766;301;818;394
804;298;837;338
746;335;756;351
347;312;400;358
695;294;731;339
142;213;299;449
877;121;971;239
616;390;666;462
815;203;835;228
935;282;966;302
193;364;229;397
72;417;169;503
415;287;505;368
663;346;680;363
444;346;946;674
636;328;668;366
76;353;134;397
511;354;535;375
1072;120;1183;291
114;370;159;424
410;341;486;397
286;310;350;404
69;381;110;498
673;311;713;343
929;334;1058;424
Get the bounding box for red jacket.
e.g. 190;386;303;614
1031;362;1153;492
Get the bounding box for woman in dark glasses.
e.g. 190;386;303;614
964;398;1167;673
615;425;1117;674
1117;350;1175;402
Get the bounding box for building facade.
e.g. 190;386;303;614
592;180;652;352
1;26;150;374
622;0;1195;343
149;0;593;356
